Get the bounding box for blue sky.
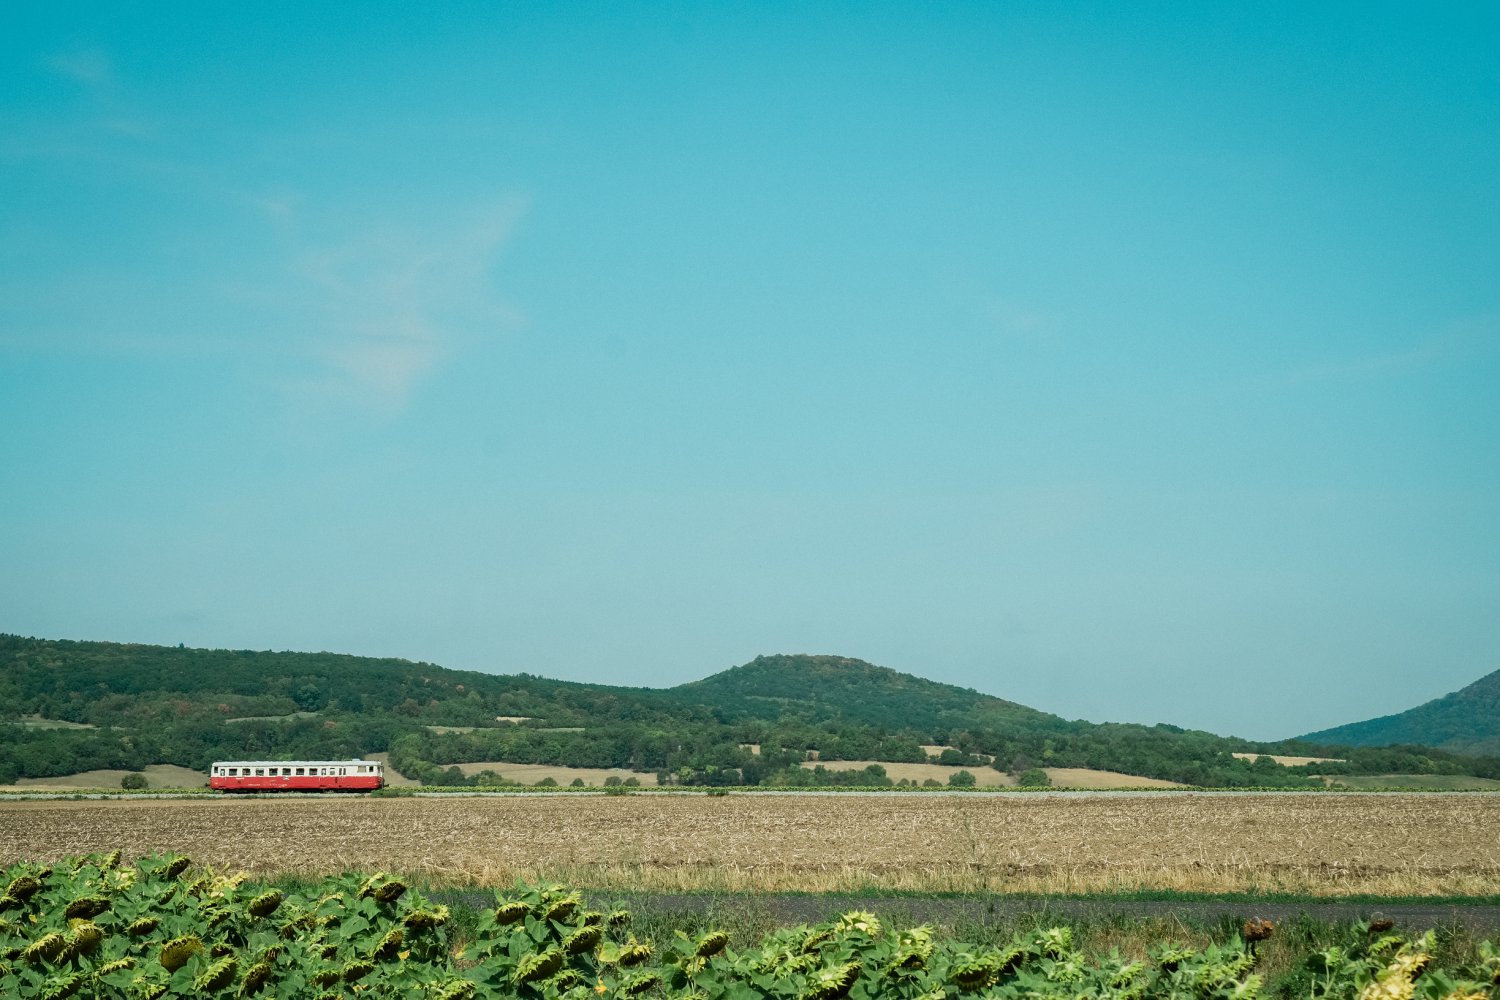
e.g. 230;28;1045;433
3;3;1497;740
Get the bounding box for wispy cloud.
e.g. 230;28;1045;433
987;299;1061;341
45;49;114;86
255;193;301;221
272;199;528;417
16;48;163;149
7;46;527;423
1275;315;1497;387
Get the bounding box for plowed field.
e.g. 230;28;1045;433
2;793;1495;896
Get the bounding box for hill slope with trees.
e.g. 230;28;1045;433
1299;667;1500;757
3;635;1496;788
671;654;1067;733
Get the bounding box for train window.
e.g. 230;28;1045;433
282;768;292;776
255;768;265;776
294;767;304;776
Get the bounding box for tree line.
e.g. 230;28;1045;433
3;635;1496;788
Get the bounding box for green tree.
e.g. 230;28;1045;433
292;683;326;712
120;773;148;790
1016;767;1050;787
948;769;976;788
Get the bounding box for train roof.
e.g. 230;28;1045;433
209;758;382;767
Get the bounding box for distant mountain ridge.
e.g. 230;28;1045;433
1299;667;1500;757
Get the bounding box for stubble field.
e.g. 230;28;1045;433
1;792;1496;897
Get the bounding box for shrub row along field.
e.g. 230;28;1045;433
2;794;1498;896
4;852;1500;1000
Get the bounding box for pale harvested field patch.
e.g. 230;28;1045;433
6;715;95;730
359;756;660;788
1;794;1496;897
1231;752;1344;766
449;762;660;787
799;763;1183;789
1041;768;1185;790
0;764;206;790
801;761;1016;786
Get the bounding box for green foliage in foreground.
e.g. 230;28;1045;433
4;854;1500;1000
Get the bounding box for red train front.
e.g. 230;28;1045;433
209;759;385;792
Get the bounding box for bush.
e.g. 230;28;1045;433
1017;767;1051;788
120;773;149;790
948;770;977;788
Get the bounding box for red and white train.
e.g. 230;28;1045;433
209;759;385;793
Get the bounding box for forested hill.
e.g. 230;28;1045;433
672;654;1070;734
1299;667;1500;757
3;634;1496;788
0;635;674;728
